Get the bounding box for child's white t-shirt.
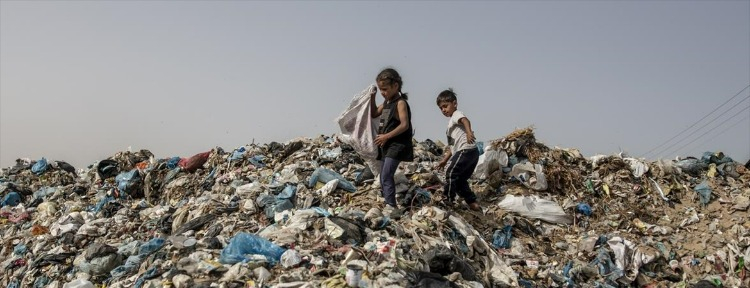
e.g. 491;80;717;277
446;110;476;153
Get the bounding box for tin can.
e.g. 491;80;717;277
345;263;363;287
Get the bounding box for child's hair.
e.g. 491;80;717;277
436;88;457;105
376;68;408;100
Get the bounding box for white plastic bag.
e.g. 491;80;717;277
624;158;649;178
473;147;508;179
336;85;382;177
507;162;547;191
497;195;571;224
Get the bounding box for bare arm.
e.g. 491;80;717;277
437;149;452;169
459;117;476;144
370;91;384;118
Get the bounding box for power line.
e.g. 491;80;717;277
641;84;750;158
661;103;750;158
686;114;750;156
650;93;750;158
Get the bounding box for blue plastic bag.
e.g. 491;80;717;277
249;155;266;168
32;275;50;288
1;192;21;207
219;232;285;265
230;146;246;161
308;167;356;192
701;151;734;165
92;195;115;213
31;158;48;175
590;248;624;283
276;184;297;200
310;207;332;217
492;225;513;249
518;279;534;288
13;244;27;256
562;260;574;287
116;169;140;195
263;199;295;219
33;187;57;199
476;141;485;155
675;158;707;175
576;203;592;216
166;157;181;170
138;238;165;255
694;181;712;205
110;255;143;279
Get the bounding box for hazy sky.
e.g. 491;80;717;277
1;1;749;169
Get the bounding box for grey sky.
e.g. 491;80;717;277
1;1;749;169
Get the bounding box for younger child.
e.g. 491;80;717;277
435;89;481;211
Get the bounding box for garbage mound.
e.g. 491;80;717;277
1;128;749;288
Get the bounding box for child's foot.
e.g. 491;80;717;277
383;205;402;219
438;199;455;209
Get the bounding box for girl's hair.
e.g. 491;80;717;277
436;88;457;105
376;68;408;100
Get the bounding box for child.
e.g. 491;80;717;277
435;89;481;211
369;68;414;212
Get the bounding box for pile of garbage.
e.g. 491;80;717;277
1;126;748;288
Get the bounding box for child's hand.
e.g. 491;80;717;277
435;162;446;171
466;131;476;144
374;134;389;147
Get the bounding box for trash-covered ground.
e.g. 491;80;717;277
1;127;749;288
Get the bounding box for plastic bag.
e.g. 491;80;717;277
1;192;22;207
31;158;48;175
138;238;165;255
229;146;246;161
324;217;365;244
276;184;297;200
115;169;141;195
701;151;734;165
624;158;649;178
56;161;76;174
335;85;382;179
422;245;479;282
62;279;94;288
404;270;457;288
497;195;571;224
248;155;266;168
507;162;547;191
694;181;712;205
675;158;707;176
219;232;285;265
492;225;513;249
473;147;508;179
96;159;119;179
110;255;143;278
576;203;593;216
165;157;181;170
179;151;210;172
308;167;356;192
280;249;302;268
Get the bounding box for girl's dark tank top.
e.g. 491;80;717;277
377;97;414;162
